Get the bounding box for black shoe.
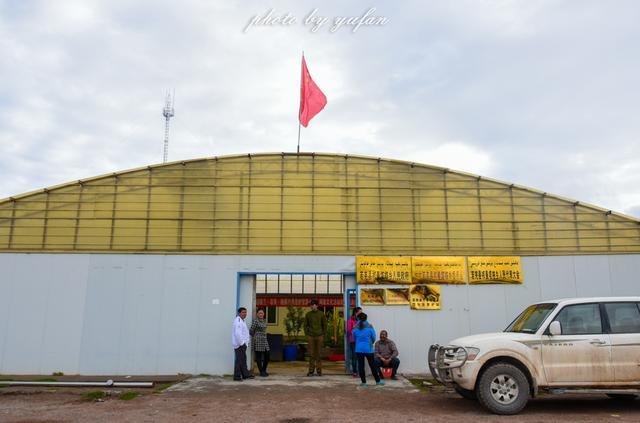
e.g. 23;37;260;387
259;372;267;377
307;372;314;377
316;372;322;376
264;372;269;377
391;375;398;380
245;374;255;379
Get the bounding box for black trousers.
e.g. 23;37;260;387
373;357;400;378
349;342;357;373
356;352;380;384
233;344;251;379
255;350;270;374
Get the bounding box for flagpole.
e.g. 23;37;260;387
297;51;304;154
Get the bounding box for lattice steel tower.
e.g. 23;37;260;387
162;91;175;163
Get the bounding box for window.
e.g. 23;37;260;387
264;306;277;325
255;274;344;295
505;303;557;333
554;303;602;335
604;303;640;334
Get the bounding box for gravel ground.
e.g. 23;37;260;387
1;375;639;422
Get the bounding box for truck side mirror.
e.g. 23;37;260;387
549;321;561;336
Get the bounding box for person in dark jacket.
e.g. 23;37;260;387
249;309;270;377
351;313;383;387
304;299;327;376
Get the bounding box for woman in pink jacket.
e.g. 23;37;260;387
347;306;362;376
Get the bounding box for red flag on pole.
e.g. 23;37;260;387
298;55;327;127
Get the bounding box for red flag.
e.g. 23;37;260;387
299;56;327;127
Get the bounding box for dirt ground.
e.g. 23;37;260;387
1;374;640;422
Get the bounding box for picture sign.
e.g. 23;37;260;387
409;284;441;310
360;288;385;305
384;288;410;305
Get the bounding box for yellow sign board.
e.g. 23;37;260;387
360;288;386;305
385;288;410;305
409;284;441;310
357;256;412;284
468;256;522;284
412;256;466;284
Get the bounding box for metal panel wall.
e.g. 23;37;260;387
0;254;355;375
0;253;639;375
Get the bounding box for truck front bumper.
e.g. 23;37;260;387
428;344;481;391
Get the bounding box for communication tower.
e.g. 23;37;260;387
162;91;175;163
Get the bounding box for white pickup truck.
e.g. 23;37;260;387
428;297;640;414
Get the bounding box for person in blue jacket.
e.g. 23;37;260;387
351;313;384;387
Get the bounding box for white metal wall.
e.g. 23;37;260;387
0;254;354;375
0;254;638;375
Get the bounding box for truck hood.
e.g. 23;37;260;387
448;332;537;347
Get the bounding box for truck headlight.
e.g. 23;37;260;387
465;347;480;361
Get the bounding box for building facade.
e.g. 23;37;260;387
1;153;639;375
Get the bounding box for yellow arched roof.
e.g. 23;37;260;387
0;152;638;254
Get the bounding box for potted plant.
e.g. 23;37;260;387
324;309;346;361
283;305;305;361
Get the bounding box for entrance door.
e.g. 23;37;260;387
541;303;612;385
252;273;350;375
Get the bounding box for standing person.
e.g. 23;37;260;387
250;309;270;377
232;307;254;381
347;307;362;377
351;313;383;387
374;330;400;380
304;299;327;376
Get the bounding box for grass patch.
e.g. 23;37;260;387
408;378;441;392
33;378;58;382
83;391;105;401
0;384;9;388
118;391;139;401
153;382;175;394
52;372;64;376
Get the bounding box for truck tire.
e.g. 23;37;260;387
454;386;477;400
606;394;637;400
476;363;530;415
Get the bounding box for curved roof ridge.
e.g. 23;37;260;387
1;152;638;223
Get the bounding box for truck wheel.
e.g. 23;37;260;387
454;386;477;400
476;363;530;415
606;394;637;400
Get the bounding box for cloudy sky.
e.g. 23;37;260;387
1;0;639;217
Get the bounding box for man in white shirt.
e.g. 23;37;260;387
232;307;254;381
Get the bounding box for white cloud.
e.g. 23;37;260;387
0;0;639;220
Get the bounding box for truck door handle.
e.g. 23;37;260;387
590;340;606;345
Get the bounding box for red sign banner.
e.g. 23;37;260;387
256;295;353;307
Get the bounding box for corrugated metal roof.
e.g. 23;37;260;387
0;152;638;254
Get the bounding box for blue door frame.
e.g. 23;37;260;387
344;288;359;373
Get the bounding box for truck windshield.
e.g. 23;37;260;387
505;303;557;333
